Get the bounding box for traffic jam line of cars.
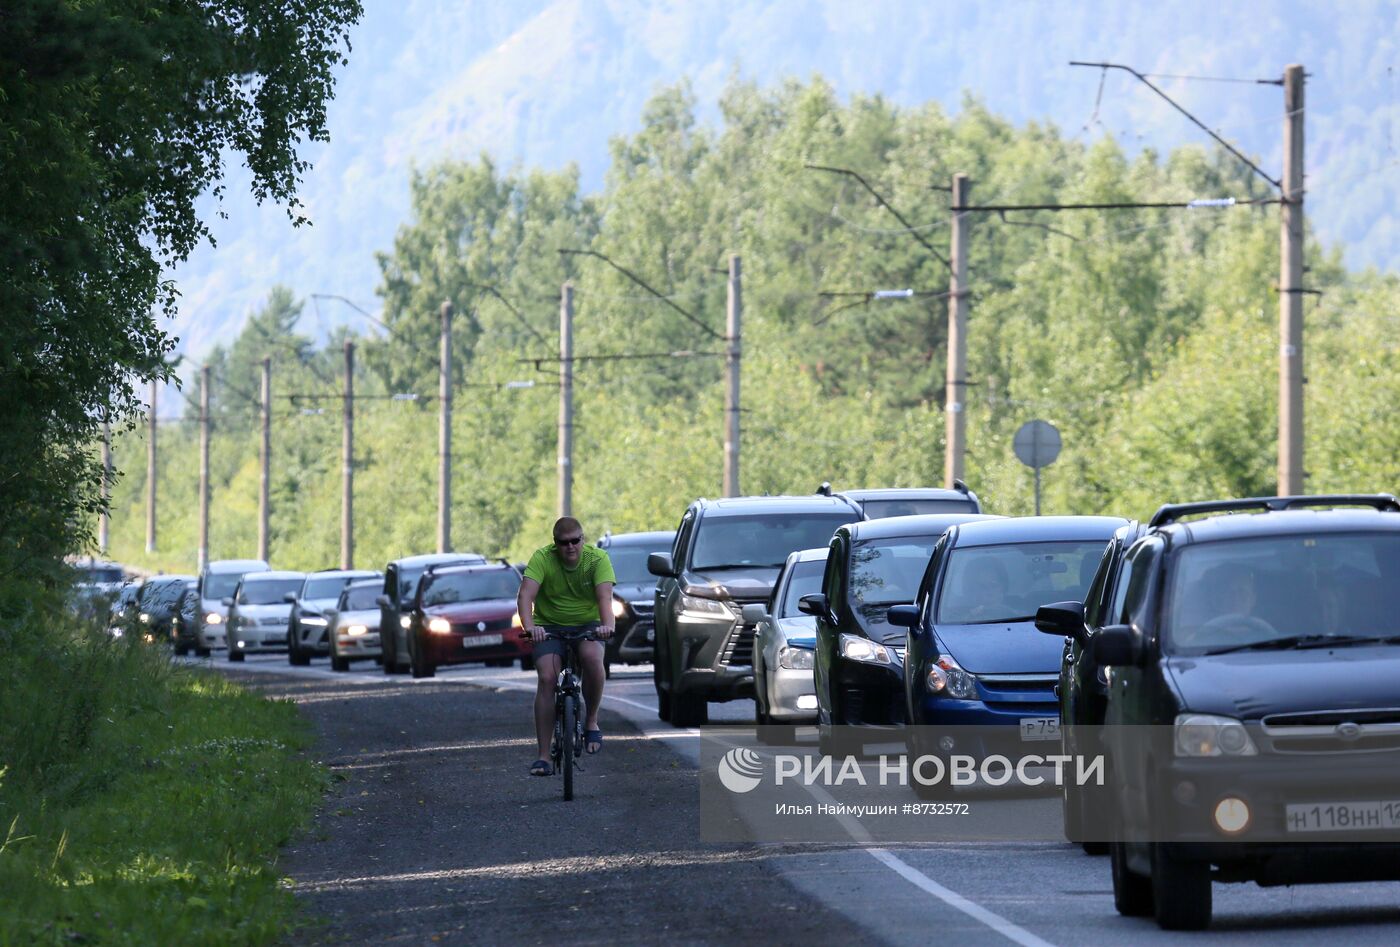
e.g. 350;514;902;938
90;484;1400;931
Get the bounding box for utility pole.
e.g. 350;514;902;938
558;283;574;518
198;364;211;570
258;356;271;562
945;173;971;487
342;340;354;569
145;380;157;553
724;255;742;497
99;420;111;554
1278;64;1305;496
438;301;452;553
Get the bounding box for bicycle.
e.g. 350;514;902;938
529;625;599;801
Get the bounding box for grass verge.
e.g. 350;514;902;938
0;614;327;945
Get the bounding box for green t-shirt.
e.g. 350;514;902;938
524;543;616;626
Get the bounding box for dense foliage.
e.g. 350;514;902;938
0;0;361;588
104;79;1396;570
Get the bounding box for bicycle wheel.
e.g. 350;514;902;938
560;683;576;801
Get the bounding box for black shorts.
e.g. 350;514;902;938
532;624;600;660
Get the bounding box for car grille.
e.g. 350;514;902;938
451;616;514;634
629;600;654;618
261;617;287;627
979;675;1059;693
1262;707;1400;753
720;623;756;668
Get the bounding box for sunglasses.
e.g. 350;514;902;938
556;535;584;546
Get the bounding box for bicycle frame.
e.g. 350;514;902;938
542;626;597;800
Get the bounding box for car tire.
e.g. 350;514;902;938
330;654;350;672
672;691;708;727
228;648;245;663
409;634;435;679
1150;843;1211;930
174;640;190;656
519;655;534;672
195;646;211;658
381;626;398;673
1110;841;1154;917
288;645;311;667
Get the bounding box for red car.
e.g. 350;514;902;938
404;562;532;678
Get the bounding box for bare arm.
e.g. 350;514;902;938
594;581;615;639
517;577;544;642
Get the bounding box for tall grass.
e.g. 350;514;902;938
0;590;327;944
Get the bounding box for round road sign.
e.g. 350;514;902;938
1013;419;1061;469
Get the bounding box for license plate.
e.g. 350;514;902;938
646;628;655;641
1019;717;1060;741
1285;800;1400;833
462;634;502;649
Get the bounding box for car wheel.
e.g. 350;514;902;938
330;654;350;672
672;691;708;727
288;643;311;667
228;648;245;663
195;646;211;658
519;655;534;672
381;625;398;673
1150;843;1211;930
1110;841;1154;917
653;657;672;721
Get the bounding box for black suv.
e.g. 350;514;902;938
1035;519;1146;853
597;530;675;672
1092;495;1400;930
818;482;982;518
649;495;862;726
378;552;486;674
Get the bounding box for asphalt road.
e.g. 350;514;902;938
196;654;1400;945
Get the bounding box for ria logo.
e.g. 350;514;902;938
717;747;765;793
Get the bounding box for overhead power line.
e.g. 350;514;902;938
558;249;724;341
1070;61;1283;190
804;164;953;271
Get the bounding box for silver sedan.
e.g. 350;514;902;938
744;547;829;738
327;578;384;672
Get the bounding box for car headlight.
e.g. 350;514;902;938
427;617;453;634
346;624;368;637
399;615;412;629
204;612;222;625
839;633;892;665
611;598;627;619
511;612;524;629
926;654;978;699
778;645;814;670
139;613;151;623
679;593;731;619
300;615;328;627
1175;713;1258;757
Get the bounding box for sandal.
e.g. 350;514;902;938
529;759;552;776
585;729;603;755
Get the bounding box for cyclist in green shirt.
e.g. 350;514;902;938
518;516;616;776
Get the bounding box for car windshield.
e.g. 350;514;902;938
937;541;1107;625
77;566;124;584
238;578;302;605
861;498;977;518
421;570;519;606
1163;532;1400;655
778;558;827;617
341;584;381;611
606;543;667;584
303;576;352;601
849;537;937;607
205;571;255;600
691;513;852;570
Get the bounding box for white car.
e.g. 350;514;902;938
196;559;270;653
327;578;384;672
743;547;829;738
226;570;305;661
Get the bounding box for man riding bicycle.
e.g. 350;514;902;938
517;516;616;776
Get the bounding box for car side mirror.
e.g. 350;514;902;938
1035;601;1086;642
647;552;675;578
887;604;920;628
375;595;391;608
1092;624;1143;666
221;597;233;607
740;603;766;624
797;593;829;620
283;592;297;603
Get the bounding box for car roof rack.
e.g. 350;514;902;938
816;481;833;496
952;479;971;495
1149;494;1400;528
